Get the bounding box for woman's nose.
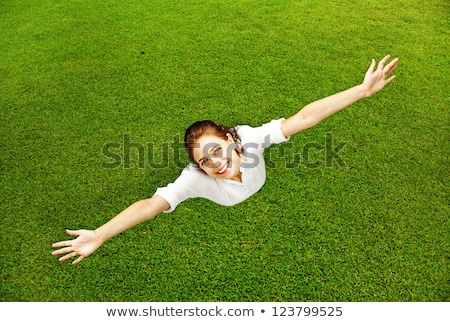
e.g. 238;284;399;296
209;158;222;168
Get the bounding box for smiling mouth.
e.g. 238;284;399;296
217;161;229;174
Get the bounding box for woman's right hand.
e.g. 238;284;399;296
52;229;103;264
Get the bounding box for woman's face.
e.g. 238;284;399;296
192;133;242;181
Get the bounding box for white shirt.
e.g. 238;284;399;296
154;118;290;212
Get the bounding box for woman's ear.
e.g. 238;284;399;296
225;133;234;143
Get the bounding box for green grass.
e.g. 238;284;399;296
1;0;449;302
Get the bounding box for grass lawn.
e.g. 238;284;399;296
1;0;449;301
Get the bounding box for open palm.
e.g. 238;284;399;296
52;229;103;264
362;55;398;97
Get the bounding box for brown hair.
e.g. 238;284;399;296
184;120;243;165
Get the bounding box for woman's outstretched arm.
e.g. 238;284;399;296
281;55;398;137
52;195;170;264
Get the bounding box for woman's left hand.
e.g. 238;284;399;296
362;55;399;97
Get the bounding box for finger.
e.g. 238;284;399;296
367;58;376;74
59;251;78;262
66;229;82;237
383;57;399;75
72;256;85;265
385;75;396;85
52;247;73;256
52;230;80;247
377;55;391;70
52;240;73;248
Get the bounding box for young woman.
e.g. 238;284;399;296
52;55;398;264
